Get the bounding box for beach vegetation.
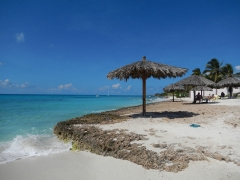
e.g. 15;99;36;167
203;58;224;83
155;91;189;98
158;59;236;96
175;91;189;98
192;68;202;76
155;92;169;97
71;141;79;151
191;59;234;84
221;63;234;78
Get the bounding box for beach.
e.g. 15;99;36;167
1;98;240;180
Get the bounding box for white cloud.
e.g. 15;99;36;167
235;65;240;71
0;79;12;87
0;62;2;66
50;83;79;92
0;79;30;89
15;33;25;43
54;83;79;92
18;82;30;88
58;83;73;90
126;85;131;90
112;83;121;89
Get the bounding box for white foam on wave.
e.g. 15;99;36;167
92;108;118;113
148;97;167;103
92;109;106;113
0;134;72;164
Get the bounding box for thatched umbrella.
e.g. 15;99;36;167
163;83;185;102
191;85;212;91
217;77;240;87
175;75;215;103
107;56;188;116
217;77;240;97
175;75;215;87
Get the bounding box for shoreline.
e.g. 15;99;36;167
1;98;240;179
0;151;239;180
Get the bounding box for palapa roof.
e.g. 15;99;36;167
107;56;188;116
163;83;185;92
217;77;240;87
191;86;212;91
175;75;215;87
107;56;188;81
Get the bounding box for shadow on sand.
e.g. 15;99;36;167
181;101;220;105
129;111;200;119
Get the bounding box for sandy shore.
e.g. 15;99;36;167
1;98;240;180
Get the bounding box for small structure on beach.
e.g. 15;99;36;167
190;85;213;91
217;77;240;87
175;75;215;103
175;75;215;87
191;86;213;97
107;56;188;116
163;83;185;102
217;77;240;97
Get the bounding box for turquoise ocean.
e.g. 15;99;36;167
0;94;164;164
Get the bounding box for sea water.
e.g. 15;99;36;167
0;94;164;164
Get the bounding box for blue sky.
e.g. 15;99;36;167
1;0;240;95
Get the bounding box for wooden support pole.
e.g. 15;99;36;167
142;73;146;116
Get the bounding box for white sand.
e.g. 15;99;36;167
0;151;239;180
0;98;240;180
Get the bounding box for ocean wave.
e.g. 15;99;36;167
92;109;117;113
0;134;72;164
148;97;167;103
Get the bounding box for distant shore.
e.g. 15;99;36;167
1;98;240;180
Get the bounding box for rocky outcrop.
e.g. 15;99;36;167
54;113;207;172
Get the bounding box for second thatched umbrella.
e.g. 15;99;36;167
107;56;188;116
191;85;213;91
175;75;216;87
175;75;215;103
191;86;213;97
217;77;240;87
164;83;185;102
217;77;240;97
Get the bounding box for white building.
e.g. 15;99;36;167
190;87;240;99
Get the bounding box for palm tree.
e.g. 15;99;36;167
221;63;234;78
220;64;234;97
203;58;223;83
192;68;202;76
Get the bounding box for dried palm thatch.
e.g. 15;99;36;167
175;75;215;103
164;84;185;92
217;77;240;87
163;83;185;102
175;75;215;87
191;86;213;91
107;56;188;116
107;56;188;80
